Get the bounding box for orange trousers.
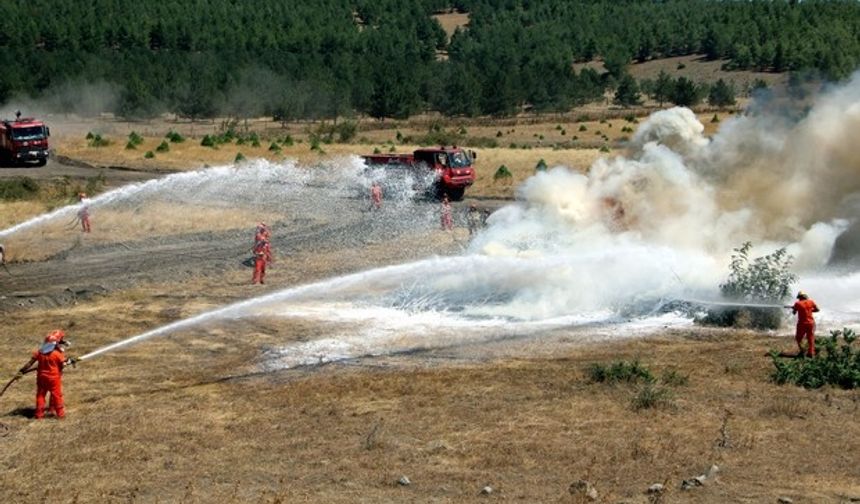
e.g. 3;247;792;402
795;322;815;357
35;375;64;419
252;257;267;284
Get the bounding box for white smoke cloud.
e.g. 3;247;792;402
469;73;860;320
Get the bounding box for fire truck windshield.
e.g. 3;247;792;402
11;126;45;141
449;151;470;167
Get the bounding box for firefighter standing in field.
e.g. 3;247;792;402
252;234;273;285
790;290;820;357
466;204;482;236
17;330;75;419
440;195;453;231
77;192;91;233
370;181;383;210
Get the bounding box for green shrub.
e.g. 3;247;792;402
373;147;381;154
88;133;110;147
85;131;94;140
395;130;403;142
337;121;358;143
587;360;654;384
128;131;144;146
281;135;294;147
561;129;566;136
234;152;246;163
579;124;587;132
201;135;216;148
155;140;170;153
771;328;860;389
166;130;185;143
268;142;281;152
599;145;610;152
631;383;674;411
493;165;512;182
624;114;637;123
125;141;137;150
711;114;720;123
144;151;155;159
535;158;548;172
251;138;261;148
700;242;797;329
0;177;40;200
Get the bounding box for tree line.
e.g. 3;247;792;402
0;0;858;120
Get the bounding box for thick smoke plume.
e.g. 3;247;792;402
470;73;860;321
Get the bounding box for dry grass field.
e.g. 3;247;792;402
2;287;859;502
3;109;858;503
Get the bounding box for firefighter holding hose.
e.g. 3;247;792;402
78;192;92;233
789;290;820;357
15;330;77;419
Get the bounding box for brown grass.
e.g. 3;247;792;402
2;300;859;503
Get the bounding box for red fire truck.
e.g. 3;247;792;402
362;146;476;200
0;112;51;166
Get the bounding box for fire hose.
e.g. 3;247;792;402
0;357;77;401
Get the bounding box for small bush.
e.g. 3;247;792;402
201;135;216;148
560;129;566;136
337;121;357;143
125;141;137;150
700;242;797;329
309;135;321;151
234;152;246;163
395;130;403;142
631;383;674;411
268;142;280;152
251;138;261;148
496;130;503;137
493;165;513;182
677;62;686;70
711;114;720;123
535;158;548;172
624;114;637;123
0;177;40;200
166;130;185;143
281;135;294;146
155;140;170;153
579;124;587;132
771;328;860;389
85;131;94;140
88;134;110;147
508;142;517;149
372;147;381;154
587;360;654;384
599;145;610;153
144;151;155;159
128;131;144;146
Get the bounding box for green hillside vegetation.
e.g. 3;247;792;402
0;0;858;120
